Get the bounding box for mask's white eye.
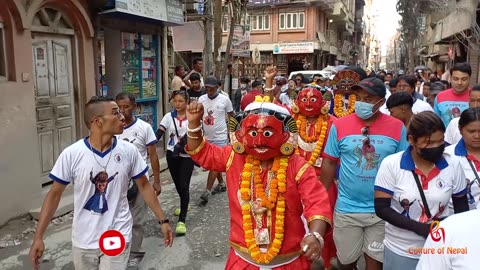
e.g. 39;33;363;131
248;130;258;137
263;130;274;137
301;98;307;102
310;97;317;102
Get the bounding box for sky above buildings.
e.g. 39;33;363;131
372;0;400;54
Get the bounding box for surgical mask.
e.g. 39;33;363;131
419;143;445;163
240;84;246;89
355;101;376;119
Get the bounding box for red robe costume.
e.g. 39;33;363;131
295;114;338;268
186;140;333;270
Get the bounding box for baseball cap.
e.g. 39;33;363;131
352;77;387;98
204;76;218;87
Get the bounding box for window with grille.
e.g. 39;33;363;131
279;12;305;30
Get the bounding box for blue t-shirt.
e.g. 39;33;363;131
324;113;409;213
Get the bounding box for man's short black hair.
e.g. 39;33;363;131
252;80;262;88
386;92;414;110
115;92;136;103
193;57;203;66
190;73;201;82
84;96;114;128
174;65;183;72
450;62;472;76
389;78;398;88
241;77;251;84
313;74;322;78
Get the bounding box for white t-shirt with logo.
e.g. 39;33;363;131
198;94;233;141
445;117;461;145
117;118;157;162
49;137;148;249
416;209;480;270
374;149;467;259
445;141;480;210
159;111;189;158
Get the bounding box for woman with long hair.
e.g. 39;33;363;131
157;90;194;235
374;111;468;269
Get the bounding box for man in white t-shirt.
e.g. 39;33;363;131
416;209;480;270
198;76;234;204
115;93;161;267
28;96;173;270
183;57;204;88
445;85;480;145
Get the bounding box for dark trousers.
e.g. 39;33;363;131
166;151;194;222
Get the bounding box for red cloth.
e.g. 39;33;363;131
240;90;263;111
187;142;333;269
294;114;338;268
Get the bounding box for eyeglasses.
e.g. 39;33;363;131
93;108;123;122
361;126;370;147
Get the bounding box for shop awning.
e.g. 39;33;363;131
171;21;205;52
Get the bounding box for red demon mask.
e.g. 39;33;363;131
229;97;298;160
297;88;325;117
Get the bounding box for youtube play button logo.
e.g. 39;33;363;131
99;230;126;256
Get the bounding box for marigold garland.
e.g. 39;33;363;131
333;94;356;117
295;115;328;165
240;155;289;264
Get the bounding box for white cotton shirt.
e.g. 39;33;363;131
49;137;148;249
416;209;480;270
445;142;480;210
198;94;233;141
117;118;157;162
159;111;190;158
445;117;461;145
279;92;294;108
374;149;467;259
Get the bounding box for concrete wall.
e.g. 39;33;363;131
0;0;95;225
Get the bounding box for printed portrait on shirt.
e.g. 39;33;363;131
204;107;215;126
83;170;119;214
353;141;380;172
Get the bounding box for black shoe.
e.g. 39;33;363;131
211;184;227;195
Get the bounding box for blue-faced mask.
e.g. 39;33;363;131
355;101;376;119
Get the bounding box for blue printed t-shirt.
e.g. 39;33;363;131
323;113;409;213
433;88;470;127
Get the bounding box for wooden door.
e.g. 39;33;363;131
32;35;75;184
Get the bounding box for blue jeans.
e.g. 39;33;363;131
383;246;418;270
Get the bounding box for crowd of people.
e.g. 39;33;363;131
27;58;480;270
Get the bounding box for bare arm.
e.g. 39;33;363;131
147;144;161;195
136;175;174;246
186;101;205;151
320;158;337;190
183;70;195;88
33;182;67;240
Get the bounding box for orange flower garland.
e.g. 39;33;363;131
295;115;329;165
240;155;289;264
333;94;356;117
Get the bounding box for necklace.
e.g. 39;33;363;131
295;115;328;165
240;155;289;264
333;94;356;117
88;137;114;172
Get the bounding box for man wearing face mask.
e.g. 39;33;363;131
321;77;409;270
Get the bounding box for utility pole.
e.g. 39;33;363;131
204;0;214;75
222;0;237;81
213;0;223;79
394;39;397;72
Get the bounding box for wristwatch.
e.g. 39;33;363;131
158;219;170;225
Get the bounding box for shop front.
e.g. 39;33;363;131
98;0;184;130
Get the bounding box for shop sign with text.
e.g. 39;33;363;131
273;42;314;54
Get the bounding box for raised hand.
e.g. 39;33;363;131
264;65;278;81
186;101;204;126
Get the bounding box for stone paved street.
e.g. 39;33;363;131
0;166;364;270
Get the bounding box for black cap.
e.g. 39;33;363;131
204;76;218;87
352;77;386;98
